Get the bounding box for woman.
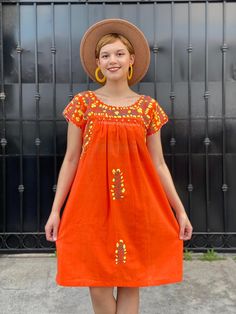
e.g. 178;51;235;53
45;19;193;314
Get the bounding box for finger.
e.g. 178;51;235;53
183;228;192;240
179;226;185;240
45;226;54;242
53;226;58;241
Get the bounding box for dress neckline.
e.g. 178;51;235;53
89;90;144;110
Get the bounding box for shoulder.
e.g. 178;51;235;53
64;91;91;115
142;95;166;112
141;95;168;130
71;90;90;100
69;90;93;107
141;95;157;104
141;95;159;113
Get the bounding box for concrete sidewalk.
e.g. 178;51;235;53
0;253;236;314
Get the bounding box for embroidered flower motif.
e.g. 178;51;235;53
110;169;125;200
115;239;127;264
63;91;169;155
80;120;94;157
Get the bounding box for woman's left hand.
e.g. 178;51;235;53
175;211;193;241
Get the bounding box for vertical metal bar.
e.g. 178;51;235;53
136;2;140;93
16;3;24;234
119;1;123;17
85;2;90;88
68;3;73;100
204;0;210;232
34;3;41;232
170;1;176;177
153;2;158;101
187;1;193;218
221;0;228;231
102;2;106;19
0;2;7;234
51;3;57;194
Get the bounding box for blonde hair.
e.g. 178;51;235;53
95;33;135;58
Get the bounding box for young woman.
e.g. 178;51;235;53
45;19;193;314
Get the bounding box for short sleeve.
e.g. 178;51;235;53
62;93;87;129
146;99;169;136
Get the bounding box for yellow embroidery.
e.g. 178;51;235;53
80;120;94;157
110;169;125;200
115;239;127;264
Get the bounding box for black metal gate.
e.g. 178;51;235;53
1;0;236;253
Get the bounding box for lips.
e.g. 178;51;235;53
107;67;121;72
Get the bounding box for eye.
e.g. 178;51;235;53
117;52;125;56
101;54;108;59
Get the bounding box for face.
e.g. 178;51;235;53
96;39;135;83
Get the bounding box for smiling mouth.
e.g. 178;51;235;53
107;67;121;71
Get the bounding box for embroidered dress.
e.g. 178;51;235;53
55;90;183;287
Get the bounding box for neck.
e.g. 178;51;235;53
100;80;132;97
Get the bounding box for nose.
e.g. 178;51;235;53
109;54;117;63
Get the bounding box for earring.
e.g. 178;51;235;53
95;67;106;83
127;64;133;80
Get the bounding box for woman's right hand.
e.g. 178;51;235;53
45;211;61;242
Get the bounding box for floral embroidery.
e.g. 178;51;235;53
146;100;168;135
80;120;94;157
115;239;127;264
62;94;87;130
110;169;125;200
62;91;169;146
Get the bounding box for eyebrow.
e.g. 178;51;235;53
100;49;126;54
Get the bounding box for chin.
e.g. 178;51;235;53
106;75;126;83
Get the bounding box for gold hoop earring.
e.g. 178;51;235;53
95;67;106;83
127;64;133;80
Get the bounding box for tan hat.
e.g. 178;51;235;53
80;18;150;86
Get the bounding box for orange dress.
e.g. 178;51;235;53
55;90;183;287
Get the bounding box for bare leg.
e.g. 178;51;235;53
116;287;140;314
89;287;117;314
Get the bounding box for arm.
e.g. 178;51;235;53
45;122;83;241
51;122;83;214
146;130;193;240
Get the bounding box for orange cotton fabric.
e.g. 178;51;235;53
55;90;183;287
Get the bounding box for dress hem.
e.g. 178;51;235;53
55;276;183;287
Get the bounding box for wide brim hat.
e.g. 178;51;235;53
80;18;150;86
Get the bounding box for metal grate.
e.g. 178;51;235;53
0;0;236;253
